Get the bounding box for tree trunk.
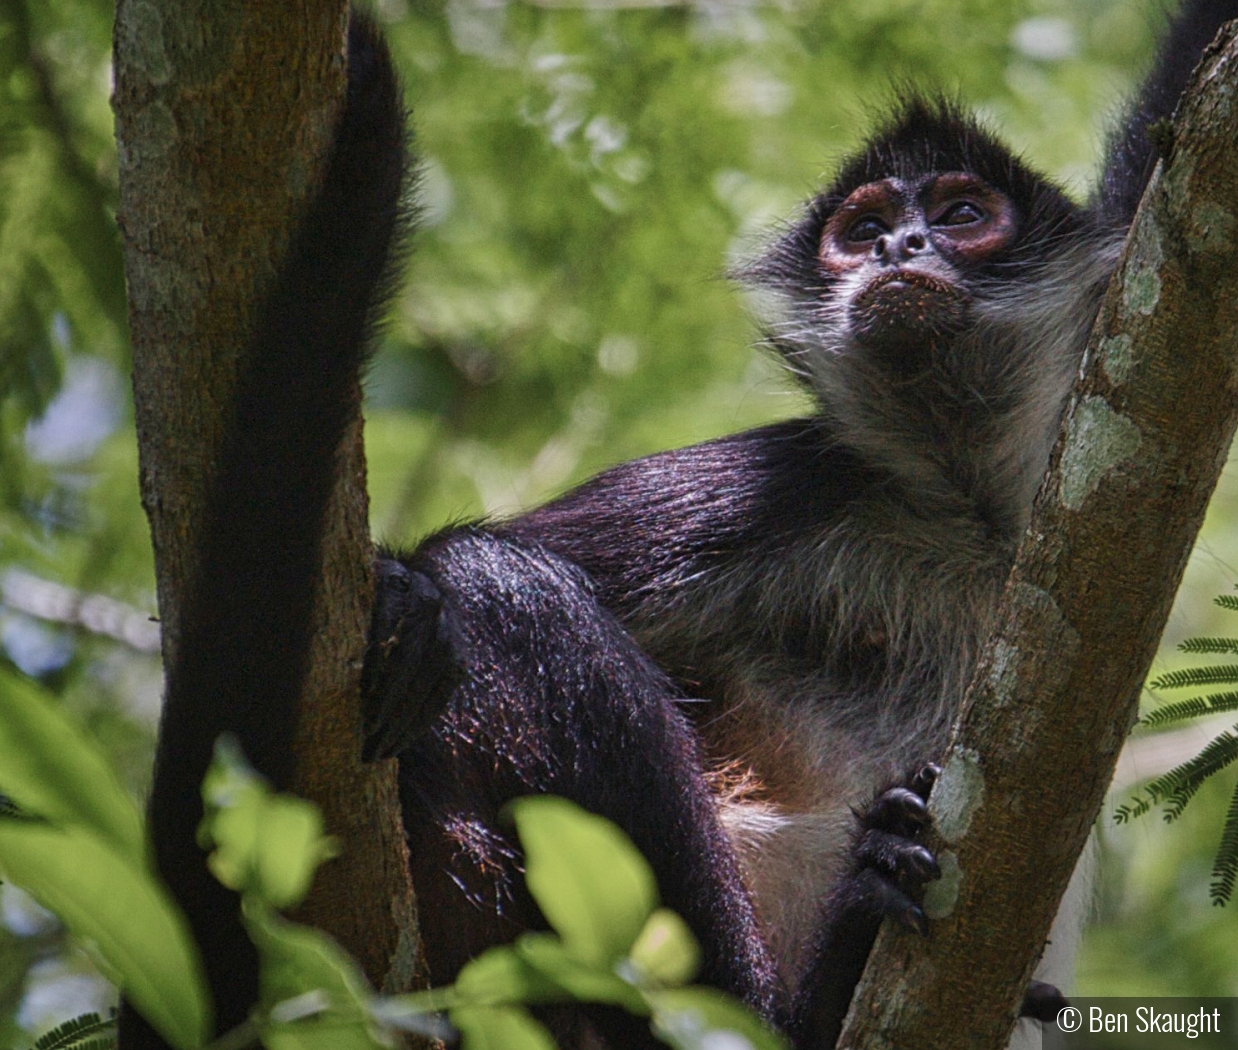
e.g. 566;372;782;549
838;25;1238;1049
114;0;419;999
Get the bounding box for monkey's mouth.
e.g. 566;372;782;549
849;269;971;353
864;269;957;297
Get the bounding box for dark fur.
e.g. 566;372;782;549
129;4;1235;1050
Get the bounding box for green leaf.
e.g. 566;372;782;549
514;934;646;1014
241;898;382;1050
647;987;790;1050
200;738;338;909
0;822;209;1050
0;669;143;863
260;1016;379;1050
508;796;657;967
453;945;563;1007
1151;665;1238;690
1211;777;1238;905
1141;692;1238;728
450;1005;558;1050
1177;637;1238;655
628;908;701;987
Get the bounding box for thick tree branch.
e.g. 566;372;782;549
115;0;419;999
839;24;1238;1050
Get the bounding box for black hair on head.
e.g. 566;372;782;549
829;96;1027;196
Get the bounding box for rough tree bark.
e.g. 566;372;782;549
113;0;420;997
838;24;1238;1050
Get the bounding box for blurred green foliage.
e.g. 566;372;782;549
371;0;1161;540
0;0;1234;1038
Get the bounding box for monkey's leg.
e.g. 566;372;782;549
789;765;941;1048
364;530;782;1044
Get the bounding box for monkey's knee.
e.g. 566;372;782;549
362;554;468;759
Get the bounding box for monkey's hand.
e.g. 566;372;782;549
361;557;468;760
848;763;942;933
849;765;1070;1025
792;764;941;1045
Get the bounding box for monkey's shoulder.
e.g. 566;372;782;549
502;418;871;589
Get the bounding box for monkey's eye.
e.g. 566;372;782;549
846;216;888;243
933;200;985;227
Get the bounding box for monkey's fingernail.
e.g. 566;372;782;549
912;764;941;796
905;846;939;882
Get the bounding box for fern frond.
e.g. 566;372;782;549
1114;797;1154;823
1150;665;1238;690
1177;637;1238;655
1133;596;1238;902
39;1039;114;1050
1133;735;1228;808
1143;731;1238;821
1142;692;1238;727
31;1012;115;1050
1210;779;1238;906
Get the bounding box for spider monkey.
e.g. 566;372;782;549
121;3;1238;1050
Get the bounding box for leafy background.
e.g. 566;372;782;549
0;0;1235;1041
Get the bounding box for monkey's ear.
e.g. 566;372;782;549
361;560;468;760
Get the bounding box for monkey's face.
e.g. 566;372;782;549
818;173;1018;355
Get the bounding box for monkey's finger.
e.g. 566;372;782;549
852;869;929;935
856;829;940;884
865;786;930;835
911;762;941;798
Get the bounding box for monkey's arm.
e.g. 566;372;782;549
505;418;869;643
366;418;871;719
1099;0;1238;222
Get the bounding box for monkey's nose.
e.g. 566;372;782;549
875;228;930;263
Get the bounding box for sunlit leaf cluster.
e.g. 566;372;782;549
0;670;207;1049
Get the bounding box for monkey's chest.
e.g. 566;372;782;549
700;686;927;990
717;794;854;990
